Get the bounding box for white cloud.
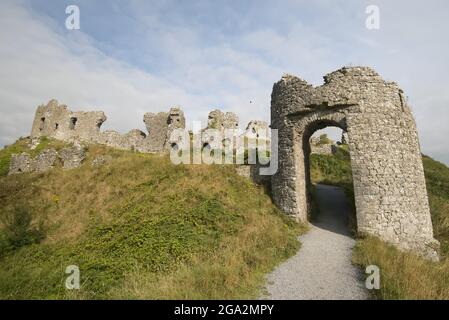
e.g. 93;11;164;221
0;1;215;145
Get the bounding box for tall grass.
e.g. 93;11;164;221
353;237;449;299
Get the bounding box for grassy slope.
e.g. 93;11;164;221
311;146;449;299
0;139;304;299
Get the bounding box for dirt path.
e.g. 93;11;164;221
262;184;368;300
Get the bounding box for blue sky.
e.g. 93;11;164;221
1;0;448;164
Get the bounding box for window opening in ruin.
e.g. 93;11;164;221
39;117;45;131
171;143;179;151
203;142;211;150
222;138;231;148
70;117;78;130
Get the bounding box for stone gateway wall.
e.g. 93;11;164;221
270;66;439;260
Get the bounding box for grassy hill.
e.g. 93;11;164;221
0;138;304;299
310;146;449;299
3;136;447;300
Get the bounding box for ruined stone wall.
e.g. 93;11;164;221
31;99;106;142
30;100;272;158
242;121;270;145
30;100;186;153
271;66;439;260
341;131;349;144
9;145;86;175
309;137;337;155
141;107;186;152
198;110;240;150
207;109;239;130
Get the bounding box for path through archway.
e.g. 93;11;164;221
263;183;368;299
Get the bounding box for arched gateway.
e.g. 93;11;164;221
270;66;439;260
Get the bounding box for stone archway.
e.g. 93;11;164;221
302;117;347;222
270;66;439;260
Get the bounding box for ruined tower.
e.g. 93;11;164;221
270;66;439;260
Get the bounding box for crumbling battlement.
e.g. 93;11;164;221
31;99;106;142
30;100;189;153
207;109;239;130
142;107;186;152
30;100;266;154
22;66;439;261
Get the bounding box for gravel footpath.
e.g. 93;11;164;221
262;184;368;300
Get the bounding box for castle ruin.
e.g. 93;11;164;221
24;66;439;260
30;99;187;153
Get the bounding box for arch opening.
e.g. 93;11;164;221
301;119;356;234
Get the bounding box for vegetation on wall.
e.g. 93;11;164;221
0;137;68;176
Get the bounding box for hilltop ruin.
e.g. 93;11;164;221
21;66;439;260
31;100;187;153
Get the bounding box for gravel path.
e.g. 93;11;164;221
262;184;368;300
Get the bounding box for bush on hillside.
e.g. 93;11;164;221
0;204;45;255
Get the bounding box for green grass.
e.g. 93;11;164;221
0;138;304;299
352;237;449;299
310;144;449;299
310;145;352;191
423;156;449;256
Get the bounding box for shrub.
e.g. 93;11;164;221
0;204;45;253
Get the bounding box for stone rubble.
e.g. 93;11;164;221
309;137;337;155
8;143;87;174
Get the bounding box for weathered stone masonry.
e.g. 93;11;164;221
9;145;86;175
270;66;439;260
30;100;265;155
309;137;337;155
30;99;186;153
